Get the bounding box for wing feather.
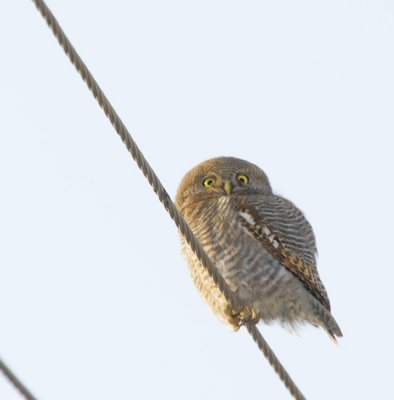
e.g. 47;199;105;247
231;194;331;310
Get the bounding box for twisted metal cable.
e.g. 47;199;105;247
17;1;306;399
245;324;305;400
0;357;37;400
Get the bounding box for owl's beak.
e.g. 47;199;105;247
223;180;233;195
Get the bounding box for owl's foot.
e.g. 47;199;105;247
237;306;260;325
224;305;242;331
227;306;259;330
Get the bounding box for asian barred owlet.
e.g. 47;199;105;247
175;157;342;340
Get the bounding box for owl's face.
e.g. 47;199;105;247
176;157;272;207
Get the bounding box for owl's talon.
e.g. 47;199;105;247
224;306;241;330
231;306;259;326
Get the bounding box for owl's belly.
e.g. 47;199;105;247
182;198;318;326
181;232;313;329
180;200;314;328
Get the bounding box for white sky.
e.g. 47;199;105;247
1;1;393;399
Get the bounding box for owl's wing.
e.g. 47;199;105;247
230;194;331;310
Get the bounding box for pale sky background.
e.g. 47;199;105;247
1;1;393;399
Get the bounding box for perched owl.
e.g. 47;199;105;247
175;157;342;340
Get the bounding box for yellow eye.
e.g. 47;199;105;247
203;177;215;188
237;174;249;184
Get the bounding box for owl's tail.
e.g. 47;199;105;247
313;300;343;342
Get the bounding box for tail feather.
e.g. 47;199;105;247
313;299;343;341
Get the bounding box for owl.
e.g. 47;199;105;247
175;157;342;340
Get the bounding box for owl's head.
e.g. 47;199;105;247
176;156;272;207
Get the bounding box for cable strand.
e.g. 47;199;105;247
0;357;38;400
0;1;307;400
245;324;306;400
31;0;305;398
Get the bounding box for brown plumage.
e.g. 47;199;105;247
176;156;342;340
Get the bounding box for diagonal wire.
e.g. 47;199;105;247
1;1;308;399
30;0;306;398
0;357;38;400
